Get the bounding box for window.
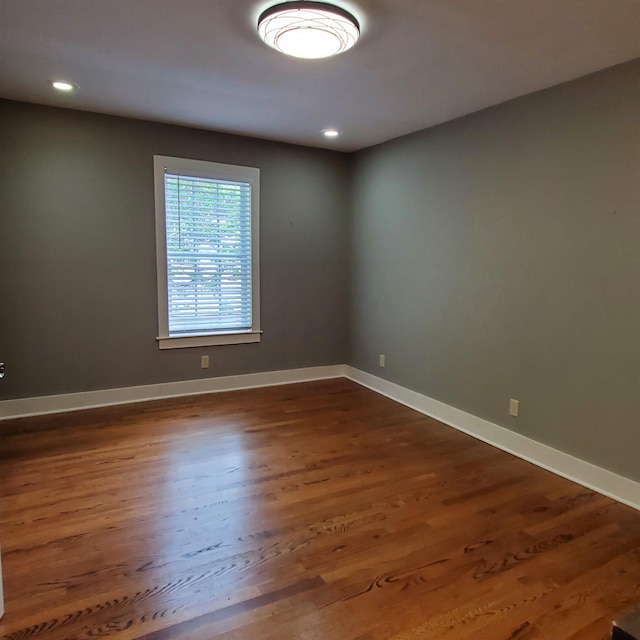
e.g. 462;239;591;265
154;155;260;349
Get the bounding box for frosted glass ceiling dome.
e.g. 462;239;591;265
258;1;360;59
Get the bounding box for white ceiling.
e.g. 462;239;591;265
1;0;640;151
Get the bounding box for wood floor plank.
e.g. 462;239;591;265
1;379;639;639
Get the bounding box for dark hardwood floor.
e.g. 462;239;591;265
0;378;639;639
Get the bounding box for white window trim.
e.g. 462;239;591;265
154;155;261;350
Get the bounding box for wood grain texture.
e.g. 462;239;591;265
0;379;638;639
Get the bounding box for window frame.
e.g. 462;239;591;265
153;155;261;350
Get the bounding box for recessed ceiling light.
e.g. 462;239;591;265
258;1;360;59
323;129;340;138
50;80;77;92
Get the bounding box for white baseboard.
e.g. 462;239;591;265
2;363;638;513
0;365;347;420
345;366;640;512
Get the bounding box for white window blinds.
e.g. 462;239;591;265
164;172;253;335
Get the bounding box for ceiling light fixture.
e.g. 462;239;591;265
323;129;340;137
50;80;77;92
258;1;360;59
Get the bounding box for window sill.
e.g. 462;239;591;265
157;331;261;350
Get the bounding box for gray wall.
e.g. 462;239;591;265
349;59;640;482
0;101;350;399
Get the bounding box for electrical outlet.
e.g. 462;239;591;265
379;354;385;367
201;355;210;369
509;398;520;417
